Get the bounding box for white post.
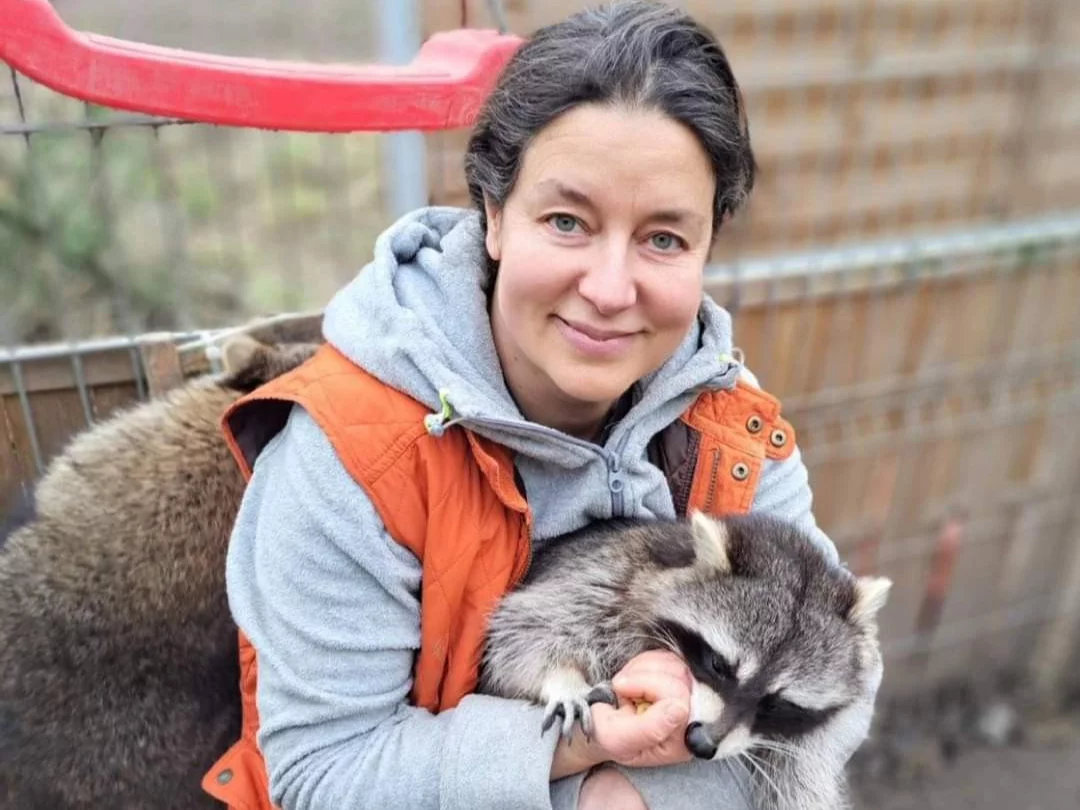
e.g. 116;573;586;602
377;0;429;219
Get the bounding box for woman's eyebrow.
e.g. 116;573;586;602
534;179;707;234
647;209;707;232
534;179;596;210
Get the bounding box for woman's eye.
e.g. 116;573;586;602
549;214;580;234
650;232;684;251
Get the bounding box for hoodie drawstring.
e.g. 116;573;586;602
424;389;456;437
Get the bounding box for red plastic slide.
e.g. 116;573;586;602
0;0;523;131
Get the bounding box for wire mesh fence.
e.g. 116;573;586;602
0;67;387;344
2;0;1079;706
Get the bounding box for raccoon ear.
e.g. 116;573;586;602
848;576;892;625
690;510;732;574
220;334;267;375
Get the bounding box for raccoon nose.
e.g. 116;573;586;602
685;722;718;760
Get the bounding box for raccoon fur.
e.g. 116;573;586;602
0;332;318;810
478;511;890;810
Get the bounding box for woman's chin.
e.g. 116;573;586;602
549;366;637;411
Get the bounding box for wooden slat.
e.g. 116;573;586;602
0;347;142;396
137;336;186;399
87;381;142;423
26;388;96;465
1;393;39;507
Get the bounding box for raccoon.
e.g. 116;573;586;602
478;511;890;810
0;331;318;810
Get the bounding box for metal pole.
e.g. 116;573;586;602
377;0;429;219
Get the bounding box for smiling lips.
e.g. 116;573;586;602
555;316;640;359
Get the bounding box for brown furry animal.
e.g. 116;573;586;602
0;331;318;810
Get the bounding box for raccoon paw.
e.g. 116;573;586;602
540;668;598;741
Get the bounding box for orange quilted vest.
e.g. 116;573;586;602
202;343;796;809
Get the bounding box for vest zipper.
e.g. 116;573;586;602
702;446;722;513
608;456;625;516
608;431;634;517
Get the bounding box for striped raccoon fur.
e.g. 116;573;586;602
0;331;318;810
478;511;890;810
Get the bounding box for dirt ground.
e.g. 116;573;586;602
854;737;1080;810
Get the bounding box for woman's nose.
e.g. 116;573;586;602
576;243;637;315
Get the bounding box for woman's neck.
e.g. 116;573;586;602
509;376;613;441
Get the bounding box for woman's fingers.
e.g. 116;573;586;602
611;669;691;708
613;649;691;685
619;648;687;671
580;650;696;767
590;697;688;760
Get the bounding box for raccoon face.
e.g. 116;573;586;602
660;615;861;761
642;512;890;761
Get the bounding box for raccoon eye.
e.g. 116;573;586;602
754;693;839;739
757;693;804;718
707;651;736;681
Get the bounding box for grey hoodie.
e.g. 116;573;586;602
225;207;838;810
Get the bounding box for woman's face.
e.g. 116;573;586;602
486;103;715;437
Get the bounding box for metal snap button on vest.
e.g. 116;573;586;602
746;415;763;433
731;462;750;481
770;429;787;448
216;769;234;785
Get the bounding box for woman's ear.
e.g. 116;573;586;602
483;196;503;262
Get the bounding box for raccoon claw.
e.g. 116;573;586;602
539;668;605;741
540;704;563;734
542;695;594;741
585;682;619;709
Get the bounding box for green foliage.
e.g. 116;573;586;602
0;94;386;345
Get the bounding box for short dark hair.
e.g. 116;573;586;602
464;0;756;235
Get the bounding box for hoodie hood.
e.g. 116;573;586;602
323;207;742;540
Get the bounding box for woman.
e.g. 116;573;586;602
206;2;879;808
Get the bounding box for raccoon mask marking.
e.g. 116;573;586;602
478;511;889;809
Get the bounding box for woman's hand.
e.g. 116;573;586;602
550;650;694;779
596;650;694;768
